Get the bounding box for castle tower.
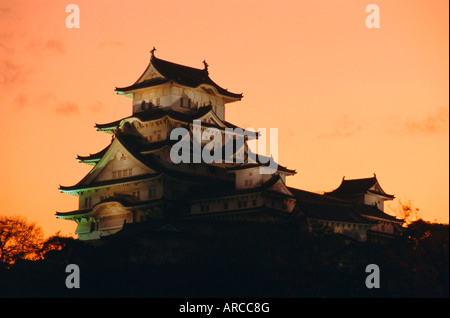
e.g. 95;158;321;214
115;48;242;120
57;51;296;240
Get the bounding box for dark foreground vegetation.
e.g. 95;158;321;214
0;218;448;298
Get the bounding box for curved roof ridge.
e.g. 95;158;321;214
325;175;394;198
115;54;243;99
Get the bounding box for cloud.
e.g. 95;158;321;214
44;39;67;54
403;107;449;134
0;31;14;53
11;91;57;111
55;102;80;116
27;37;67;55
0;59;24;88
318;116;362;138
0;6;13;19
13;94;28;109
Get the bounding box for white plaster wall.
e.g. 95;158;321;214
78;179;163;209
369;222;394;235
132;85;226;119
364;194;384;211
235;168;270;190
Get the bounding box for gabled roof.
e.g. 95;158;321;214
95;105;257;137
288;187;349;204
77;143;112;164
355;205;404;223
188;174;294;201
325;175;394;199
288;187;370;224
115;132;235;186
59;172;161;194
288;186;402;224
61;132;236;194
297;201;376;225
115;53;243;100
226;161;296;175
60;136;162;195
56;198;164;218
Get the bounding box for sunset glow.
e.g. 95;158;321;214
0;0;448;238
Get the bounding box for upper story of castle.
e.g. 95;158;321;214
115;48;243;121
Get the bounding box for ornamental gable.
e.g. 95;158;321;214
83;139;157;185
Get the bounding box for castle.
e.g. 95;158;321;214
57;50;403;242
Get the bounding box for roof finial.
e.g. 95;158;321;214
203;60;209;73
373;172;376;178
342;176;345;180
150;47;157;58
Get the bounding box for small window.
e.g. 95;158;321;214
156;98;160;106
148;188;156;199
129;169;132;176
180;97;183;107
118;171;122;178
188;99;191;108
141;101;146;111
252;199;257;206
85;197;92;208
123;170;128;177
112;171;117;178
133;190;140;201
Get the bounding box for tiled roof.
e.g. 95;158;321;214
325;176;394;199
77;144;111;162
297;201;376;225
355;205;403;223
115;55;243;99
59;172;161;193
288;186;401;224
95;106;257;137
56;197;165;217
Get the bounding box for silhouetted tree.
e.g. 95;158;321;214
0;216;44;266
404;219;449;296
393;199;420;225
39;231;73;256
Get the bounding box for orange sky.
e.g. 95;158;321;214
0;0;448;237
